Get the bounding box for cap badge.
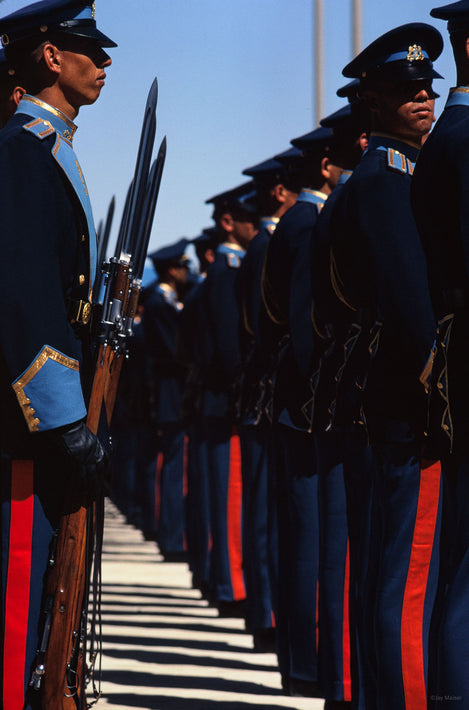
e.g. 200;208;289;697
92;2;96;20
1;34;9;47
407;44;424;62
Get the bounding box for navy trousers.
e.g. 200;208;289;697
239;423;274;631
366;415;441;710
273;422;319;689
1;455;70;710
186;420;211;591
316;430;352;703
430;452;469;708
204;418;245;603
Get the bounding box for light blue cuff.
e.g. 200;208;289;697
12;345;87;432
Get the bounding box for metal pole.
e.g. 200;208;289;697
315;0;324;126
352;0;362;56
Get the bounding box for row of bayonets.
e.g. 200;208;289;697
94;75;166;352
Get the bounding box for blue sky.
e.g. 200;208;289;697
0;0;457;254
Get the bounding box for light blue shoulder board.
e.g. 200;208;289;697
21;108;97;290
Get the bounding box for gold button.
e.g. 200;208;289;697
442;424;450;431
79;274;85;286
81;234;86;243
437;382;444;390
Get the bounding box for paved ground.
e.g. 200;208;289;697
97;502;324;710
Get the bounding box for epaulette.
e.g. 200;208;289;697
226;252;241;269
386;148;414;176
22;117;56;140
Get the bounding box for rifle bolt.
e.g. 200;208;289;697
59;604;66;613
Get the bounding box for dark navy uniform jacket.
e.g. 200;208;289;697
263;190;327;430
330;134;436;428
236;220;276;424
0;95;97;457
199;242;246;419
412;90;469;450
143;282;186;425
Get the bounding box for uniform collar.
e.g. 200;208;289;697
445;87;469;110
15;95;78;145
297;187;328;205
259;217;280;235
337;169;353;186
218;241;245;254
367;131;420;163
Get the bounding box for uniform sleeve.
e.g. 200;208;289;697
0;133;87;433
356;170;436;373
204;262;241;384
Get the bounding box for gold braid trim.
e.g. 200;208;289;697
261;245;287;326
330;248;356;311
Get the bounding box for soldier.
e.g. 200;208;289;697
329;24;443;709
0;48;25;128
201;182;258;616
0;1;115;706
411;1;469;704
311;87;372;710
182;229;218;596
236;154;301;652
260;125;340;699
142;239;190;560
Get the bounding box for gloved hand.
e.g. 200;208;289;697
55;420;109;503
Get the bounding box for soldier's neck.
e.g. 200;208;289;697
33;86;79;121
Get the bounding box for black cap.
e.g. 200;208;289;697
0;0;117;50
342;23;443;82
273;145;303;166
337;79;361;103
432;0;469;32
320;104;352;129
148;238;189;270
205;181;258;217
242;156;288;185
191;227;219;250
291;125;333;152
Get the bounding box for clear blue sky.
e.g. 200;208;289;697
0;0;457;254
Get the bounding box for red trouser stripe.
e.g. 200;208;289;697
3;460;34;710
155;451;164;529
227;428;245;600
342;539;352;702
401;458;441;710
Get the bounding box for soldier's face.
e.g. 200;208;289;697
57;38;112;109
232;217;257;249
368;79;435;143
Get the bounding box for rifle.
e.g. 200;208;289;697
29;76;166;709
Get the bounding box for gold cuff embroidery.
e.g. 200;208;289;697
12;346;80;433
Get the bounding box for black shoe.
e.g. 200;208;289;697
217;599;247;618
161;550;187;562
324;702;352;709
252;627;276;653
288;678;323;698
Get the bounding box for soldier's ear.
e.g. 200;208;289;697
465;36;469;62
12;86;25;108
42;43;62;74
219;213;234;234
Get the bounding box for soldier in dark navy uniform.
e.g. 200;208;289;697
181;229;217;596
142;239;190;560
236;154;300;652
311;88;372;710
0;47;25;127
260;125;341;699
0;1;115;706
411;2;469;704
200;183;258;616
328;24;443;709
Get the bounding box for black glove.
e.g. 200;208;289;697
56;420;109;503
